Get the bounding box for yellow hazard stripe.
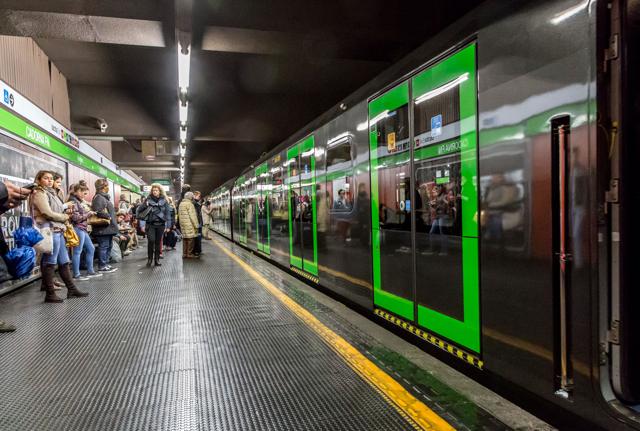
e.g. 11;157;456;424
212;239;455;431
374;309;484;370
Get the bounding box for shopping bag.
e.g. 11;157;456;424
4;246;36;279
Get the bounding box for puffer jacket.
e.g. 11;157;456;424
137;195;171;228
91;192;118;236
69;194;91;231
30;186;68;232
178;199;199;238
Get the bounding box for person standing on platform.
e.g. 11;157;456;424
0;180;32;332
201;198;213;240
91;179;119;274
68;182;102;281
136;184;171;267
178;192;199;259
31;171;89;302
192;191;203;256
164;196;178;251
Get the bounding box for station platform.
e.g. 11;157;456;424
0;237;552;431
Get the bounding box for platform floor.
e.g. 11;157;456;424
0;237;550;430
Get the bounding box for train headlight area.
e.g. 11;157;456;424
1;0;640;429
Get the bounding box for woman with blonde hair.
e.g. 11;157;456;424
30;170;89;302
136;183;171;266
178;191;199;258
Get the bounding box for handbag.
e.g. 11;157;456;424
33;226;53;254
88;214;110;226
63;223;80;247
137;205;152;220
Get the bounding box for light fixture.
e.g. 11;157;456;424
356;121;368;131
180;145;186;157
178;46;191;92
180;127;187;143
179;102;188;124
415;73;469;105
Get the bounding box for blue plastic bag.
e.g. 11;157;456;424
13;216;44;247
4;246;36;279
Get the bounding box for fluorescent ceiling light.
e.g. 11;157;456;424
415;73;469;105
180;145;186;157
179;102;188;124
179;127;187;142
178;47;190;91
356;121;368;131
550;0;589;25
301;149;314;157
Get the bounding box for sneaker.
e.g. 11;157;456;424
105;265;118;271
86;272;103;278
73;275;90;282
0;320;16;333
98;267;118;274
123;250;131;256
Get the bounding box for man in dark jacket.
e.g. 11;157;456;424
193;191;203;255
1;180;33;332
91;179;118;273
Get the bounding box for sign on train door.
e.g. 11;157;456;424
256;162;271;254
286;136;319;279
368;44;480;355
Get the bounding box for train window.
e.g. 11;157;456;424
326;136;354;212
375;106;410;155
414;83;461;149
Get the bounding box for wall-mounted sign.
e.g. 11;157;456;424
1;79;79;148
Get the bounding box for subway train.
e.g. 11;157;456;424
208;1;640;429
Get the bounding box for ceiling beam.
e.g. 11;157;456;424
0;10;166;47
201;25;401;62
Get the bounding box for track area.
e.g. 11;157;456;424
0;238;544;430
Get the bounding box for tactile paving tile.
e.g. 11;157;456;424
0;242;419;431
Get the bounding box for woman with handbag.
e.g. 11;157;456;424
30;170;89;303
91;179;119;273
69;182;103;281
136;183;171;267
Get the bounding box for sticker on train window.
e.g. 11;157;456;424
387;132;396;152
431;114;442;137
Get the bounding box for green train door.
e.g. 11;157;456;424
286;136;318;278
235;177;248;245
256;162;271;254
369;44;480;354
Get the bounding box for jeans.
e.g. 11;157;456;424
72;228;95;276
95;235;114;269
43;231;71;266
146;224;164;261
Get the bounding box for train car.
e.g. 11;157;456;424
208;1;640;429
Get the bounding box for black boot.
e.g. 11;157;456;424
43;264;63;303
154;260;162;267
146;258;152;267
59;263;89;298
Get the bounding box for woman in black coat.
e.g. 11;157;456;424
136;183;171;267
91;179;118;273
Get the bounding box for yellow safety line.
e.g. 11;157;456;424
212;239;455;431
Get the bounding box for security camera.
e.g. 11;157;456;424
96;118;108;133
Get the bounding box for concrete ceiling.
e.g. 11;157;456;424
0;0;486;193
